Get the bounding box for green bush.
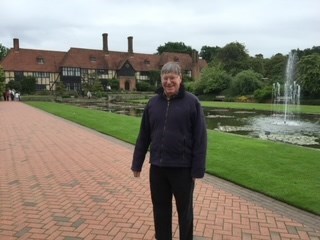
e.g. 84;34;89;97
231;70;263;96
109;79;119;91
136;81;155;91
184;81;195;92
254;85;272;103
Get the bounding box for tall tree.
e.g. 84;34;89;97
298;53;320;97
157;42;193;55
296;46;320;59
199;45;220;63
0;44;9;61
248;54;266;76
193;65;232;95
215;42;250;75
264;53;287;83
148;70;161;87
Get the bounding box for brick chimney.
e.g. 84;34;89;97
102;33;109;53
191;50;200;80
128;36;133;54
192;49;198;64
13;38;19;51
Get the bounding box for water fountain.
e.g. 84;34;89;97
250;51;320;146
272;51;300;123
206;51;320;148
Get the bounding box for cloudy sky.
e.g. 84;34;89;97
1;0;319;58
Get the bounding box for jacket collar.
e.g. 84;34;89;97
156;84;185;100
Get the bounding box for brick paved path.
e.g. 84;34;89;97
0;102;319;240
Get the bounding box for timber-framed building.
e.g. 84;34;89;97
0;33;207;92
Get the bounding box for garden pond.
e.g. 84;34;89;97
71;101;320;149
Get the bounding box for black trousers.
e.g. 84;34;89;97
150;165;195;240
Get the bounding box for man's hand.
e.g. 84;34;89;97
133;171;141;177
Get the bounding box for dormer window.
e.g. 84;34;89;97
36;57;45;64
90;56;96;62
144;59;150;65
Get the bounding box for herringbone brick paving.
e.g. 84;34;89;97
0;102;319;240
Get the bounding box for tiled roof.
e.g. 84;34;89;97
61;48;107;69
1;42;207;75
1;48;66;72
60;48;207;73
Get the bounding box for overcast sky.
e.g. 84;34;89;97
1;0;319;58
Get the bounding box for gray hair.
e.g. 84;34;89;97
161;62;182;76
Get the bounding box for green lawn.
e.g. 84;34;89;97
26;101;320;215
134;99;320;114
200;101;320;114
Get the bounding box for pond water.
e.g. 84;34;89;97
72;102;320;149
205;108;320;149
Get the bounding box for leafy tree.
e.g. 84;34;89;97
215;42;250;75
7;80;22;92
157;42;193;55
264;53;287;83
296;46;320;59
109;79;119;91
82;72;104;93
0;43;9;61
231;70;264;96
248;54;266;76
148;70;161;87
92;79;104;93
193;66;232;95
0;67;5;95
55;81;66;96
298;53;320;97
200;45;220;63
254;85;273;103
20;76;36;94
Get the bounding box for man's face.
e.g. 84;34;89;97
161;73;182;97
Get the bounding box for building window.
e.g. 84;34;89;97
33;72;50;78
62;67;81;76
97;69;109;79
90;56;96;62
81;69;88;77
184;70;191;77
14;71;24;81
136;71;149;81
36;57;45;64
36;84;47;91
144;59;150;65
98;69;107;74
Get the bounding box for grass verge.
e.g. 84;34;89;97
26;101;320;215
134;99;320;114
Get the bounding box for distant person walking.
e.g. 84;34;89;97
5;90;10;101
87;91;92;99
131;61;207;240
10;89;15;101
15;92;21;101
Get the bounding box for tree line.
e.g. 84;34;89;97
157;42;320;102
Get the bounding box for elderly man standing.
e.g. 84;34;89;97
131;61;207;240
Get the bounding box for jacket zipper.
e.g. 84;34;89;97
160;99;170;163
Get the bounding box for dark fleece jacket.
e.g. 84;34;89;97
131;86;207;178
